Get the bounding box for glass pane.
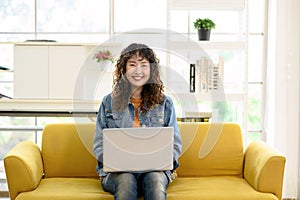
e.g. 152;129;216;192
190;10;244;35
0;131;35;159
170;10;189;33
248;0;265;33
248;84;262;130
246;131;262;145
248;35;264;82
114;0;167;32
0;82;13;98
0;0;35;32
37;0;109;32
206;50;245;93
0;71;12;83
37;116;97;126
36;131;43;148
171;98;213;119
172;100;244;123
212;101;244;124
168;53;190;94
0;116;35;126
0;44;14;70
170;98;244;124
36;117;74;126
0;45;14;98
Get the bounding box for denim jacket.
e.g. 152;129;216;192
93;93;182;182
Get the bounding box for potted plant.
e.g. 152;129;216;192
94;49;114;63
193;18;216;41
94;49;115;70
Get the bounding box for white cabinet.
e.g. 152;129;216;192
14;45;49;99
48;46;87;99
14;44;97;100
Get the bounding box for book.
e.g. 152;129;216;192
200;57;209;92
177;117;210;122
189;64;195;92
177;112;212;122
195;56;224;93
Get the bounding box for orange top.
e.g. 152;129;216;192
130;97;142;127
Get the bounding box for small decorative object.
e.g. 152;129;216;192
94;49;114;63
193;18;216;41
94;49;114;71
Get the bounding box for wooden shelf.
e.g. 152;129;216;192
0;99;101;113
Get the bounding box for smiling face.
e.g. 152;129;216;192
125;52;151;96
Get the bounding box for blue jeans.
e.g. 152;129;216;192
101;171;169;200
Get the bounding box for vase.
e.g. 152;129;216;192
98;60;113;71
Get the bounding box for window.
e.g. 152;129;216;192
0;1;35;33
114;0;166;32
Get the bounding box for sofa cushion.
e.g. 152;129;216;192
15;178;112;200
167;176;278;200
42;123;98;178
177;122;244;177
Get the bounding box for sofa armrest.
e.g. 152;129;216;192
244;141;286;200
4;141;44;200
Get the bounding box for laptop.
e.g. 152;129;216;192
103;127;174;172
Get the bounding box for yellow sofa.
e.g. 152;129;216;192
4;122;286;200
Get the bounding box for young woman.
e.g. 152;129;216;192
93;43;182;200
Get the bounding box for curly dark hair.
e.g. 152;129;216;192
112;43;164;112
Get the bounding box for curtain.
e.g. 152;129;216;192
265;0;300;198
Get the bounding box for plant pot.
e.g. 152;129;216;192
197;29;211;41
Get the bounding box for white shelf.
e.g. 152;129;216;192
170;41;245;51
173;92;245;102
0;99;100;113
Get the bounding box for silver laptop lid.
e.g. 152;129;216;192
103;127;174;172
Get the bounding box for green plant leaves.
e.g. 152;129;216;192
193;18;216;30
